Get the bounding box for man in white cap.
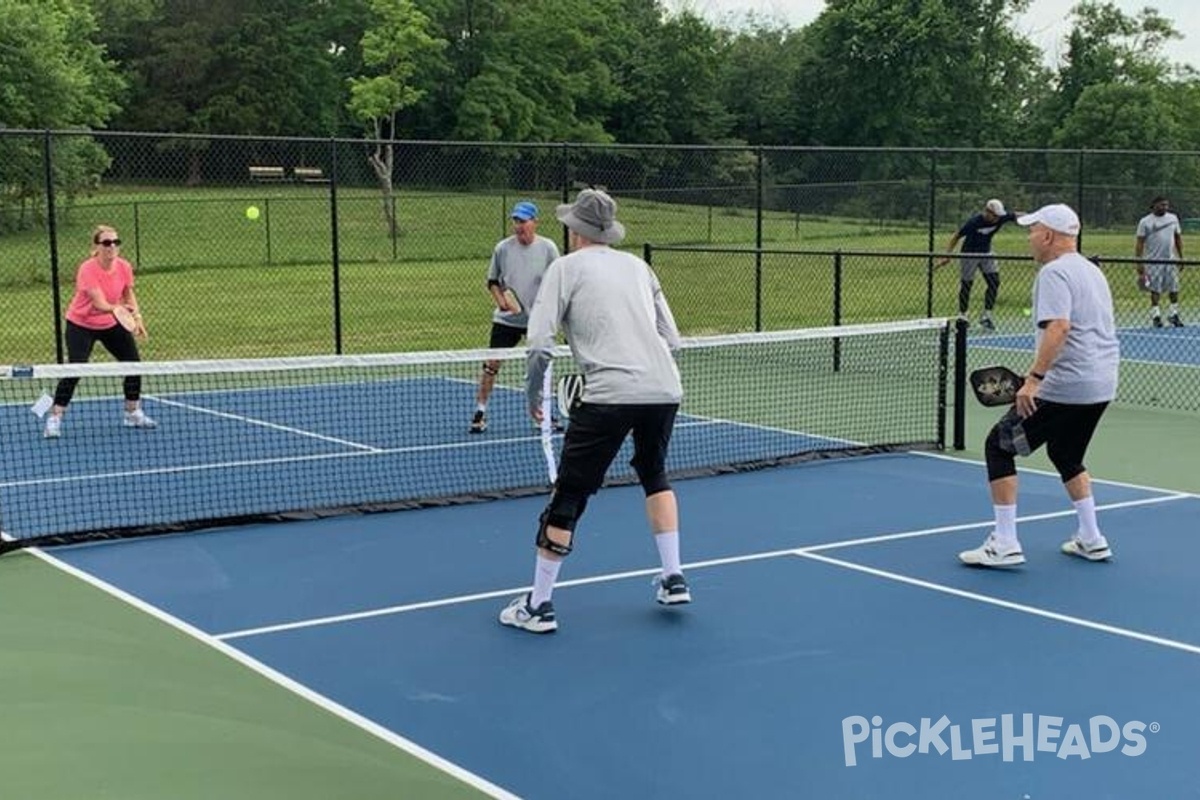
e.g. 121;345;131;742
959;203;1120;568
938;198;1022;330
498;188;689;633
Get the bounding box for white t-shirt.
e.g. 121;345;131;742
487;235;560;328
1136;211;1180;264
1032;252;1119;404
526;245;682;406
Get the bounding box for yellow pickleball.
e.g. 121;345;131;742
245;205;260;220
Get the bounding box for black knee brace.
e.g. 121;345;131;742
535;489;590;556
984;424;1018;482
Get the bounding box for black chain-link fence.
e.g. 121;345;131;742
645;246;1199;412
2;129;1197;410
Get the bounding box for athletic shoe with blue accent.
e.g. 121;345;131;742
958;533;1025;567
499;593;557;633
1061;534;1113;562
655;573;692;605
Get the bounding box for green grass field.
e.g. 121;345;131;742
0;184;1179;364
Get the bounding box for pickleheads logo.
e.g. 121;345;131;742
842;714;1157;767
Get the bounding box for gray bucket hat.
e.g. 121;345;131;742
556;189;625;245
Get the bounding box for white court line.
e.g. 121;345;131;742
913;449;1200;499
28;547;523;800
213;492;1190;641
152;395;383;452
795;550;1200;657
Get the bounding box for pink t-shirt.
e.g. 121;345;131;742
65;257;135;330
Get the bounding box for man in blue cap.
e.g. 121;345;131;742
470;200;561;433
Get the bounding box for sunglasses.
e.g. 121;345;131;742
97;239;122;247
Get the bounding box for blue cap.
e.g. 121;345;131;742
511;201;539;221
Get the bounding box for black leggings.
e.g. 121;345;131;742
53;320;143;407
984;400;1109;482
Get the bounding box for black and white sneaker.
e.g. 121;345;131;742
655;573;692;605
469;410;487;433
1169;313;1184;328
1061;534;1113;562
498;593;558;633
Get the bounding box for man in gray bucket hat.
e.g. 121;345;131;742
498;188;691;633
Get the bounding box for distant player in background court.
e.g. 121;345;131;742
44;225;156;439
498;188;688;633
469;201;559;433
938;198;1021;331
1135;196;1184;328
959;203;1119;568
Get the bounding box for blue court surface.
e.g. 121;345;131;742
45;452;1200;800
973;323;1200;365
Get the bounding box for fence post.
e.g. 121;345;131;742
832;251;843;372
926;150;939;318
44;131;64;364
133;201;143;270
264;198;273;266
330;137;342;354
1076;150;1086;252
755;148;764;331
560;143;571;255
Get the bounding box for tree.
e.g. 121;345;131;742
793;0;1042;148
347;0;447;232
0;0;123;232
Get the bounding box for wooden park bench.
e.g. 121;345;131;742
248;165;286;182
293;166;328;183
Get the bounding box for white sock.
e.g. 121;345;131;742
530;554;561;608
1073;496;1102;543
1170;303;1179;315
993;505;1018;547
476;402;487;413
654;530;682;577
1151;305;1161;318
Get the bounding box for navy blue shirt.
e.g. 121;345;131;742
957;212;1017;253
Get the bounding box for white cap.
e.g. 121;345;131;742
984;198;1006;216
1017;203;1080;236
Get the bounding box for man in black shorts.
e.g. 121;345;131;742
959;204;1120;568
498;189;688;633
469;201;559;433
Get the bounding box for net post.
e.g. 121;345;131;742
937;321;949;449
953;316;968;449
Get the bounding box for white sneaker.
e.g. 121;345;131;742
498;593;557;634
123;408;157;429
1061;534;1113;562
43;415;62;438
958;533;1025;567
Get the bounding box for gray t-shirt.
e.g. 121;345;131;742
526;245;683;407
1136;211;1180;264
1032;252;1119;404
487;235;560;329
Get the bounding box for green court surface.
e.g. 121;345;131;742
0;402;1193;798
0;555;492;800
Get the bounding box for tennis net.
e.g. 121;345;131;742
0;318;952;551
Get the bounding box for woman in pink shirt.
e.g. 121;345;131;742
45;225;157;438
